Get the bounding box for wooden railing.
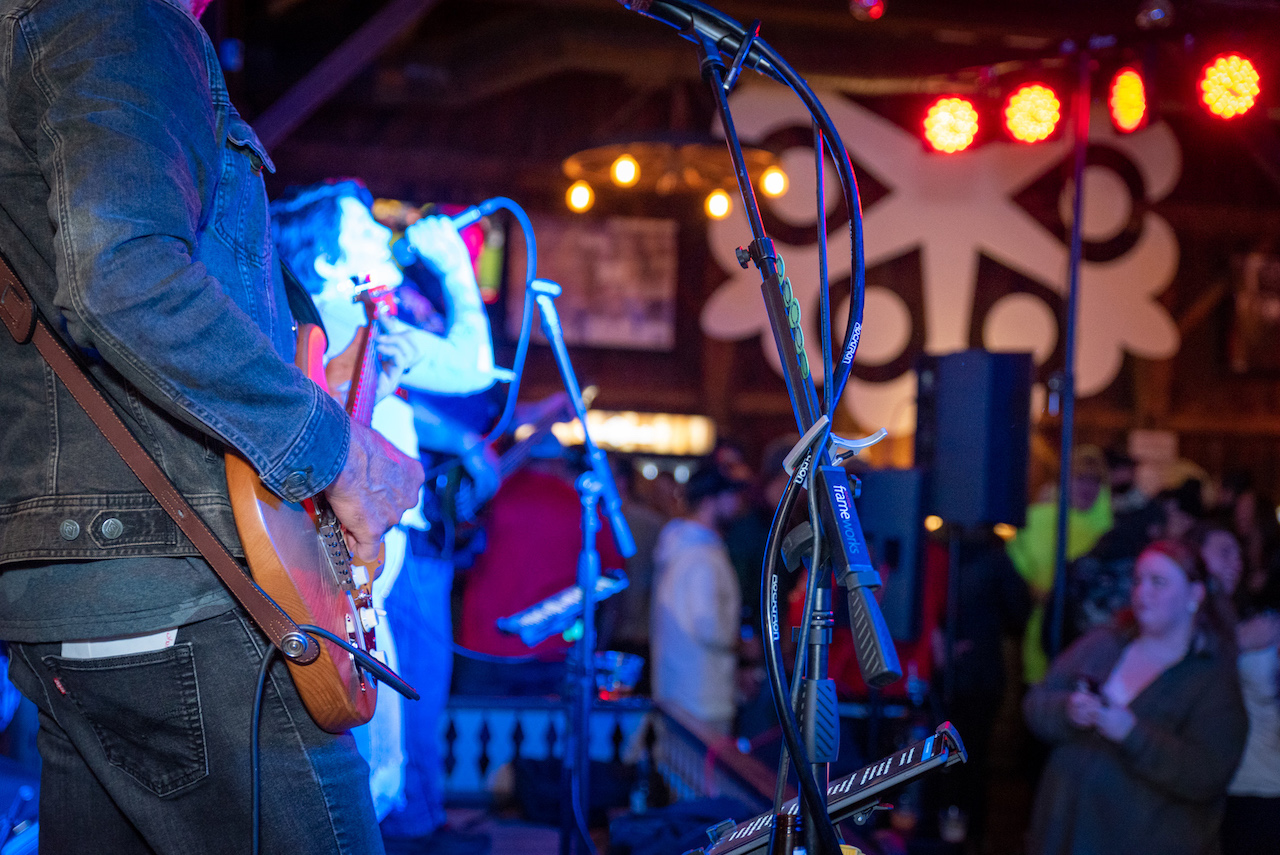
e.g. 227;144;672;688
443;695;912;816
649;702;784;813
441;695;651;800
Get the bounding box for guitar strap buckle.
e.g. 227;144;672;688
0;256;36;344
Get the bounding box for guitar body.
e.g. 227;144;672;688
227;323;377;733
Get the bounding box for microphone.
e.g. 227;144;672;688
391;197;506;267
449;197;504;230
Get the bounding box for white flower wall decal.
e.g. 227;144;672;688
701;84;1182;434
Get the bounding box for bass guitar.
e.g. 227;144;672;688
226;282;396;733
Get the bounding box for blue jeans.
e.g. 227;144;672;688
377;554;452;839
7;610;383;855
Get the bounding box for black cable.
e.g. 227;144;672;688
632;2;868;404
822;134;867;405
249;622;418;855
773;447;828;811
251;644;276;855
451;642;541;664
248;624;420;854
761;455;843;855
299;623;419;701
483;200;539;445
571;759;602;855
815;124;833;417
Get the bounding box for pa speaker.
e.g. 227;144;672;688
855;467;925;641
914;350;1032;528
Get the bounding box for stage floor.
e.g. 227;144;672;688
382;807;609;855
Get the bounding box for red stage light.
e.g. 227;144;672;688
849;0;885;21
1200;53;1260;119
924;97;979;153
1004;83;1062;143
1109;67;1148;133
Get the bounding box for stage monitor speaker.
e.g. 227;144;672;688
855;467;925;642
914;350;1032;528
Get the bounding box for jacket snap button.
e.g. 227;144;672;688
59;520;80;541
101;518;124;540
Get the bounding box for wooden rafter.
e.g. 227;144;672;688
254;0;444;150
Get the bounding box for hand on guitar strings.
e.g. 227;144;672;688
324;421;424;563
321;315;430;406
373;316;433;399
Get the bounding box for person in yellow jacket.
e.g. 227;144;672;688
1007;446;1114;683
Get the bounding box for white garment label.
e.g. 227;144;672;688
60;628;177;660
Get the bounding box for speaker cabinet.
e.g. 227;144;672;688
914;350;1032;528
855;467;925;641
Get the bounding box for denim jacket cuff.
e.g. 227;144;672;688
259;384;350;501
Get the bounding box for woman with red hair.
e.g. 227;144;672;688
1024;540;1247;855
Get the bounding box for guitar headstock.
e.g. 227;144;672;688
353;279;398;326
340;277;399;425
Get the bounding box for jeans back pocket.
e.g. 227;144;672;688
43;644;208;797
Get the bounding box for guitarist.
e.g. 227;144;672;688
0;3;422;854
271;179;503;847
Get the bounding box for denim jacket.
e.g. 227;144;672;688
0;0;350;564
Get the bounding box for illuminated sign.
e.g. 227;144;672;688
514;410;716;457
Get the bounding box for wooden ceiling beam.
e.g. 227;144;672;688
254;0;445;150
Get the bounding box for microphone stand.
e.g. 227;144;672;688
530;278;636;855
1048;49;1092;660
779;523;840;855
612;4;913;852
532;279;637;561
690;28;884;855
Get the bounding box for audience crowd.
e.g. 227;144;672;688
2;427;1261;852
581;439;1280;855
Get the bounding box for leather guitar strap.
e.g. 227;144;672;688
0;258;319;665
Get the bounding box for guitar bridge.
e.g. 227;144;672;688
317;513;358;595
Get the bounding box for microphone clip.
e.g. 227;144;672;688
812;465;875;590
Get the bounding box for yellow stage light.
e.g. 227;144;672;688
924;97;979;153
705;189;732;220
1200;53;1260;119
1109;67;1148;133
761;165;789;197
566;180;594;213
610;153;640;187
1004;83;1061;143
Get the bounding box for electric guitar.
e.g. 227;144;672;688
225;283;396;733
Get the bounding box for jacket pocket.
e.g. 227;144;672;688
43;644;208;797
214;113;273;266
